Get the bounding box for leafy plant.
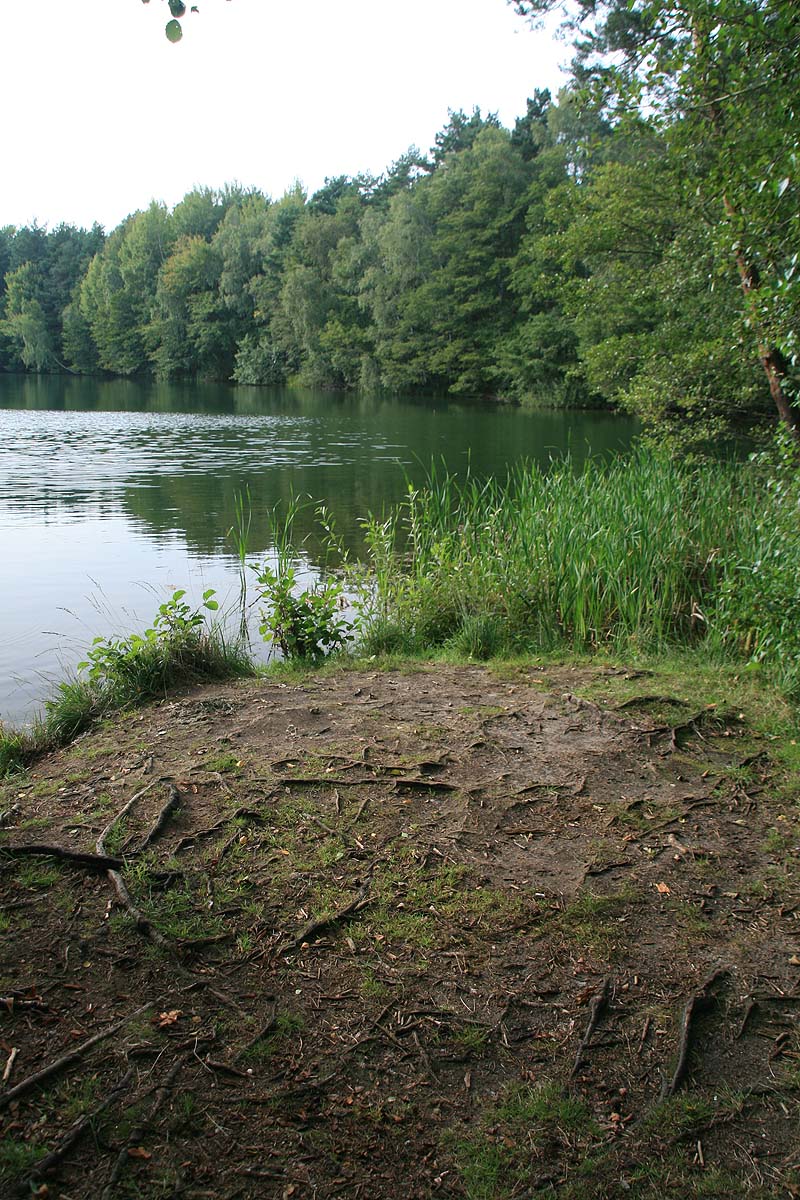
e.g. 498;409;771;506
78;589;219;688
252;497;353;663
253;563;351;663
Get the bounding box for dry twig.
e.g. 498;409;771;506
0;1005;151;1111
571;978;611;1077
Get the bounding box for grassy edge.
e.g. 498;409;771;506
0;626;256;778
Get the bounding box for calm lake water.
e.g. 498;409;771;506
0;374;638;725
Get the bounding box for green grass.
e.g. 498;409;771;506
0;1135;45;1186
0;610;256;779
353;447;800;698
202;751;243;774
14;860;64;889
453;1081;598;1199
557;889;638;957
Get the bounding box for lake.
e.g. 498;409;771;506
0;374;638;725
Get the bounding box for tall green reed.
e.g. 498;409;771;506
355;447;795;685
227;486;253;641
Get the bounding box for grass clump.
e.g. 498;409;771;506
0;1135;45;1186
354;444;800;696
453;1081;598;1199
0;724;36;778
0;588;255;779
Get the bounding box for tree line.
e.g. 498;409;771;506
2;0;798;446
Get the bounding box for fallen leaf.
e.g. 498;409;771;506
128;1146;151;1159
655;882;671;895
156;1010;182;1027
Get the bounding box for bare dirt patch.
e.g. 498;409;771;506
1;663;798;1198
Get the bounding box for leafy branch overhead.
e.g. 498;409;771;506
141;0;229;43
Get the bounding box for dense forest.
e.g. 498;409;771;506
1;0;798;446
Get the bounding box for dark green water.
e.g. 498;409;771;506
0;374;638;723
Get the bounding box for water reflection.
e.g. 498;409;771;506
0;375;638;722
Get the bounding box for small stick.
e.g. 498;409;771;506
26;1068;134;1183
661;968;728;1098
135;784;181;853
97;795;172;952
412;1030;439;1085
173;807;262;854
392;778;457;794
96;782;158;855
2;1047;17;1084
279;776;374;788
279;880;371;956
177;932;233;954
637;1015;652;1055
571;977;611;1077
309;814;345;840
203;1058;252;1078
735;998;757;1040
100;1058;183;1200
0;1005;151;1111
235;1005;277;1061
352;796;371;823
1;845;123;871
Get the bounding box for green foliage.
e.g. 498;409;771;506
252;499;353;663
454;1081;597;1199
0;589;254;778
253;564;351;663
0;724;32;777
5;10;800;436
78;588;220;690
0;1135;44;1186
715;433;800;695
354;448;800;692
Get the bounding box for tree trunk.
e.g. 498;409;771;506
726;203;800;442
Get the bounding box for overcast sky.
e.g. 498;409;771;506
0;0;568;233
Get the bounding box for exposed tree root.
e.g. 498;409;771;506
24;1068;134;1190
104;865;172;951
571;978;611;1077
0;1005;151;1111
279;878;372;956
100;1058;183;1200
0;844;123;870
96;781;159;852
135;783;181;853
661;968;730;1098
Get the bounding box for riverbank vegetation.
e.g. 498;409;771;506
0;594;254;778
2;1;799;446
355;446;800;698
2;441;797;779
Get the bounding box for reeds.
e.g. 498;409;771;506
355;446;800;691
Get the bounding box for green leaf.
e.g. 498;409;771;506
165;18;183;42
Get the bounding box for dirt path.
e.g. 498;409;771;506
1;663;798;1198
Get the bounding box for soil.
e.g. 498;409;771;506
0;662;798;1199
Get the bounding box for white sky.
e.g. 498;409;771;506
0;0;568;233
